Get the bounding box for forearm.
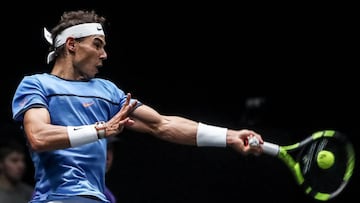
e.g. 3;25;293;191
152;117;259;151
128;105;231;147
152;116;199;146
131;115;228;147
24;122;71;151
24;108;106;151
25;121;107;151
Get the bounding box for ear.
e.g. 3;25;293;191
66;37;77;51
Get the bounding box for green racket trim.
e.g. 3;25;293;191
276;130;355;201
344;142;355;181
314;192;331;201
278;145;304;185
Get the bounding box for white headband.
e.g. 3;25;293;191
43;23;105;64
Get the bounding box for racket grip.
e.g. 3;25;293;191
247;137;279;156
261;142;279;156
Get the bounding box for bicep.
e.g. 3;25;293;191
127;104;163;134
23;107;70;151
23;107;51;137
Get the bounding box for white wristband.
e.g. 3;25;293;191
196;122;227;147
67;124;99;147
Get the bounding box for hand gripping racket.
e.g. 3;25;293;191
247;130;355;201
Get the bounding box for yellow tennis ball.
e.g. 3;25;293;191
317;150;335;169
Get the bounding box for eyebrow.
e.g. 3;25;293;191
93;36;106;46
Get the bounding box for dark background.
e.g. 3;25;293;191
1;1;358;203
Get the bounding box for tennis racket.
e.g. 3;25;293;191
247;130;355;201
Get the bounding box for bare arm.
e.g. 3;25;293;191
127;104;199;145
23;107;70;151
127;104;263;154
23;93;137;152
23;92;262;154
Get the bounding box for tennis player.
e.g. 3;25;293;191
12;9;263;203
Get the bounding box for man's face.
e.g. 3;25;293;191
0;151;26;183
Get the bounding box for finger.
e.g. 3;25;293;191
118;117;130;125
125;93;131;105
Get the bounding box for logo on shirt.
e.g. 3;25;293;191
19;98;28;107
82;101;95;108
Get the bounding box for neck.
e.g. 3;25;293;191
51;60;87;81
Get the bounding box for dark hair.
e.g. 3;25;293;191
0;140;25;162
48;10;107;61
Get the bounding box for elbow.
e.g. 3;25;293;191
27;134;48;152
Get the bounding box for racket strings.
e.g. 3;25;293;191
298;137;350;194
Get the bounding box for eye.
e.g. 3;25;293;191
93;38;105;50
94;42;102;49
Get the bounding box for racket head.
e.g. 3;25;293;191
295;130;355;201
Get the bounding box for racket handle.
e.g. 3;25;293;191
261;142;279;156
247;137;279;156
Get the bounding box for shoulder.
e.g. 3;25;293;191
91;78;126;95
19;73;52;85
17;182;34;197
23;73;50;80
91;77;121;90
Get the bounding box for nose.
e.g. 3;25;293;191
100;49;107;60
